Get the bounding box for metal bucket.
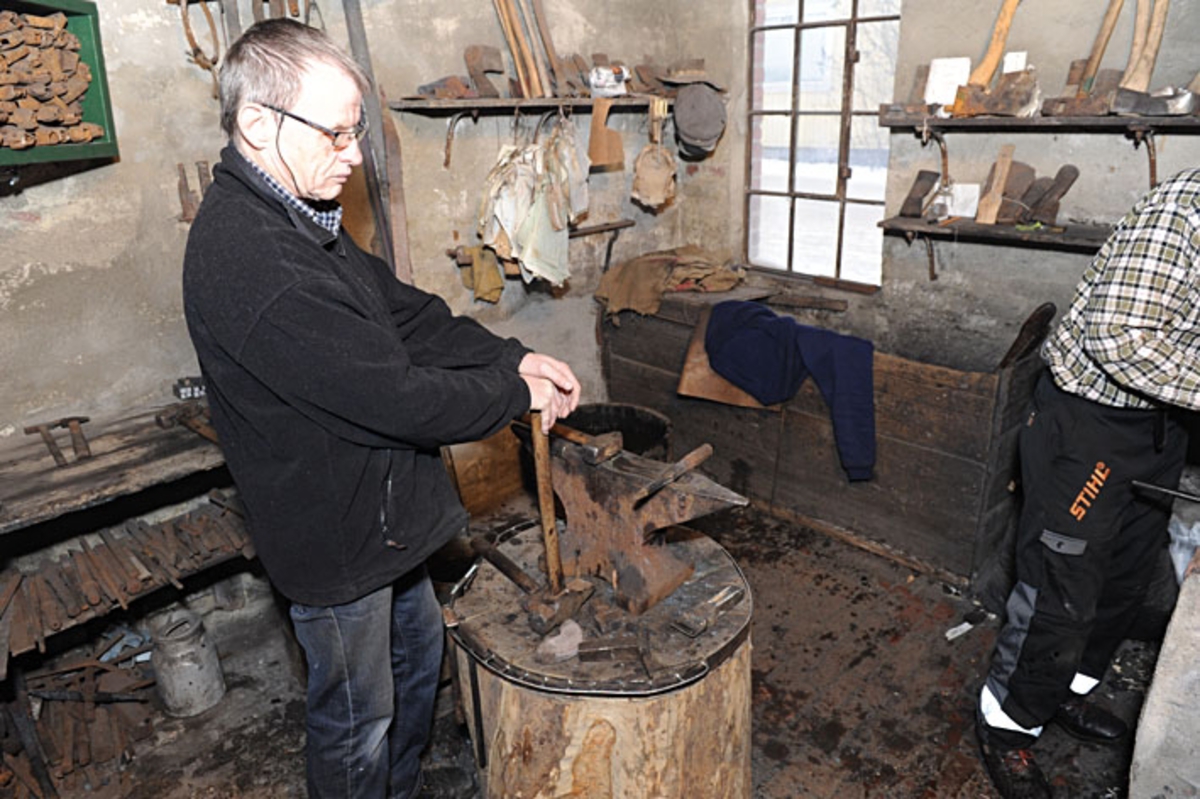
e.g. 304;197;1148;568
152;610;226;717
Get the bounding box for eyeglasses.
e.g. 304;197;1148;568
261;103;368;151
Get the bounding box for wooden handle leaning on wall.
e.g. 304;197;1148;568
967;0;1023;89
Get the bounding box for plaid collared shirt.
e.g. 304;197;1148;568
1044;167;1200;411
240;151;344;235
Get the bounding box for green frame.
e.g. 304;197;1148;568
0;0;119;166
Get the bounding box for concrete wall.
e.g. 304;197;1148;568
0;0;746;453
873;0;1200;371
6;0;1194;453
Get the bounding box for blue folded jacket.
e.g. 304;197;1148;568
705;300;876;481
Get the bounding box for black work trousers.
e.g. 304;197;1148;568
985;371;1186;732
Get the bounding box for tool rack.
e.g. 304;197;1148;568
0;406;242;679
876;106;1200;276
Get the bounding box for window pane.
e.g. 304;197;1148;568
853;20;899;110
802;0;850;22
751;116;791;192
791;199;839;278
859;0;902;17
754;29;795;111
841;202;884;284
756;0;798;26
793;114;839;196
749;194;791;270
798;26;844;112
846;116;889;202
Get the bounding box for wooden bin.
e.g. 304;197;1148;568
602;291;1045;611
447;529;753;798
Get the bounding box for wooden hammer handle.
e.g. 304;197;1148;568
968;0;1023;88
531;412;563;595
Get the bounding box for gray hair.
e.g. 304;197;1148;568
219;19;371;138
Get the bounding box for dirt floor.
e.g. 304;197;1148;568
20;504;1157;798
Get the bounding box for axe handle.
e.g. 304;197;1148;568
1120;0;1151;88
531;412;564;594
1120;0;1169;92
968;0;1022;88
1078;0;1125;97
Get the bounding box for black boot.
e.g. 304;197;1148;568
976;711;1052;799
1052;695;1128;743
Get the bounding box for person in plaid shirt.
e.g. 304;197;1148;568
976;167;1200;799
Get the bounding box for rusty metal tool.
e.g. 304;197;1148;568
125;522;185;589
950;0;1038;118
69;550;102;607
516;415;623;465
632;443;714;505
670;584;746;638
82;540;128;610
469;536;593;635
24;416;91;467
465;44;504;98
98;530;143;595
21;576;45;653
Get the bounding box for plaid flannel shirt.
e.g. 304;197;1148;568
1044;167;1200;411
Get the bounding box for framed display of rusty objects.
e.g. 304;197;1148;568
0;0;118;166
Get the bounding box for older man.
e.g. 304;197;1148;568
183;19;579;798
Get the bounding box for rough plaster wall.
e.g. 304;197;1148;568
367;0;746;405
872;0;1200;372
0;0;745;452
0;0;224;449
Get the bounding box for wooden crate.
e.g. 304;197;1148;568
603;291;1042;609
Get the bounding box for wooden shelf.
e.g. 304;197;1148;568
390;96;666;116
878;105;1200;134
880;216;1111;254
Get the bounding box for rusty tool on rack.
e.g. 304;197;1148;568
24;416;92;468
1042;0;1126;116
949;0;1038;118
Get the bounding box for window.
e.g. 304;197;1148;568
746;0;902;286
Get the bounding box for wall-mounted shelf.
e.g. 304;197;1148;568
390;96;670;167
878;105;1200;135
879;216;1111;253
390;96;666;116
875;103;1200;275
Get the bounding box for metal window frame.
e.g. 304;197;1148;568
744;1;900;285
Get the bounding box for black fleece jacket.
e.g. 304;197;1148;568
183;146;531;606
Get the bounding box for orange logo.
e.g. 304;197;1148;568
1070;461;1110;521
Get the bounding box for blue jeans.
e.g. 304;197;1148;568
289;566;444;799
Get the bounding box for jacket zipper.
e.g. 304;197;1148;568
380;455;405;550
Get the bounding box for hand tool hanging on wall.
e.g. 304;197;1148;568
168;0;221;99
